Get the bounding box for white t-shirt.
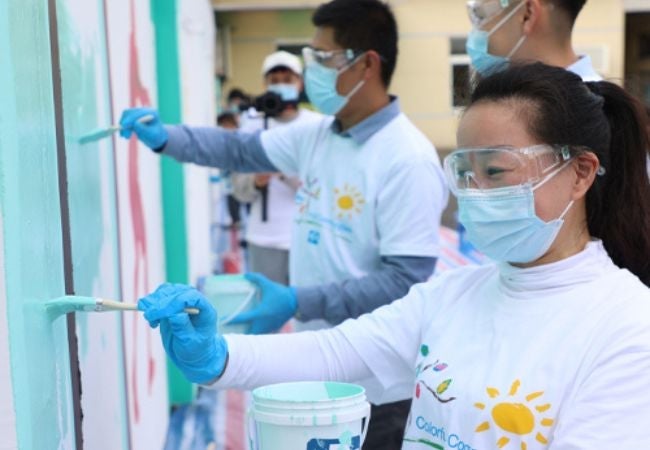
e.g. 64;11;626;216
338;241;650;449
261;113;448;327
239;109;322;250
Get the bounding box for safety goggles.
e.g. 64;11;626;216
466;0;515;28
302;46;365;70
443;144;577;194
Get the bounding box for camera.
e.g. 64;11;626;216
254;91;296;117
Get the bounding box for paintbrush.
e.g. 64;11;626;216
78;114;155;144
45;295;200;319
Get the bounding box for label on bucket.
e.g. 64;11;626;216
306;435;361;450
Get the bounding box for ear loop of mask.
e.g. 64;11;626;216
486;0;526;36
336;53;367;101
532;158;572;192
487;0;527;58
531;157;575;220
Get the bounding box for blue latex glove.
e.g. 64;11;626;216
119;107;169;150
138;283;228;384
229;272;297;334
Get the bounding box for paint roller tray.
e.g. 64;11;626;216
197;274;259;334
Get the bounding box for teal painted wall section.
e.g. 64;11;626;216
0;0;76;447
151;0;195;405
55;0;130;447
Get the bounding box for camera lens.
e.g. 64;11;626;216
254;91;285;117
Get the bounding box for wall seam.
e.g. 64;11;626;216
46;0;84;447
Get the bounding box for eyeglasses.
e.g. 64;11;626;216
466;0;515;28
302;46;365;70
443;144;578;194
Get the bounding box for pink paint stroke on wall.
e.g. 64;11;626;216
105;0;169;445
126;0;156;424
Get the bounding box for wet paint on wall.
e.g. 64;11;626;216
55;0;130;447
0;1;76;447
0;0;218;447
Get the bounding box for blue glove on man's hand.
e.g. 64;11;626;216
229;273;297;334
119;107;169;150
138;283;227;384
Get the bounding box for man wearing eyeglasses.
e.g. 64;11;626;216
465;0;601;81
120;0;447;447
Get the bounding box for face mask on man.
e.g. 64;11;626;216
303;54;366;116
466;0;527;76
267;83;301;102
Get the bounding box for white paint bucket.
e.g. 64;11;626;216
199;274;258;334
249;381;371;450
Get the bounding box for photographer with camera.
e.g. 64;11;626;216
231;51;322;285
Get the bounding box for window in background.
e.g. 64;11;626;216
450;36;472;108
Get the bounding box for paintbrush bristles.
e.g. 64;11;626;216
77;114;155;144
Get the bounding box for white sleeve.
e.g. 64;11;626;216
551;316;650;448
210;328;372;390
377;157;448;257
260;116;331;176
337;281;431;404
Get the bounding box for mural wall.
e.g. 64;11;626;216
105;0;170;447
55;0;131;448
179;0;217;286
0;0;216;448
0;1;76;448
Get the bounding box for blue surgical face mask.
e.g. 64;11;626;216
304;56;365;116
466;1;527;76
267;83;300;102
457;163;574;263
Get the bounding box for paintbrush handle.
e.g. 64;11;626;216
116;113;155;130
99;299;200;315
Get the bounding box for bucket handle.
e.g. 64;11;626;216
247;408;257;450
219;289;257;327
359;406;371;448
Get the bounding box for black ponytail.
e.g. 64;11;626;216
470;63;650;286
583;81;650;286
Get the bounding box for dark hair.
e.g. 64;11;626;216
554;0;588;25
266;66;295;76
312;0;398;87
469;62;650;286
217;112;238;128
227;88;249;103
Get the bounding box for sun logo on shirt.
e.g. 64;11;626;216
333;184;365;219
474;380;554;449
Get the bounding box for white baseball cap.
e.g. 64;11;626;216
261;51;303;76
